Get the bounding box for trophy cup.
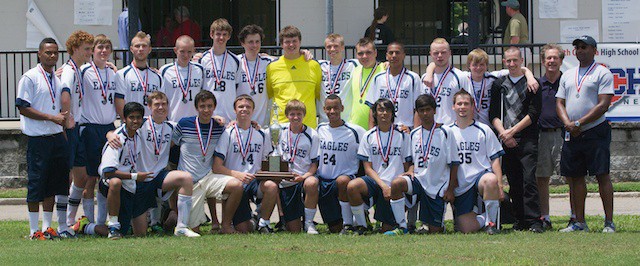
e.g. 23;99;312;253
255;103;294;181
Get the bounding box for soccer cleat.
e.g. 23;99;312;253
30;231;48;241
304;222;319;235
567;217;576;228
511;221;527;231
529;222;544;233
174;227;201;237
339;225;354;235
43;227;60;240
149;224;164;235
541;219;552;230
353;225;368;236
602;221;616;233
108;227;123;240
559;222;589;232
58;230;77;239
415;224;430;235
274;219;287;232
383;227;408;236
257;225;274;234
485;222;500;235
72;216;90;234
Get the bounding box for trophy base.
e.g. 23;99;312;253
256;156;294;181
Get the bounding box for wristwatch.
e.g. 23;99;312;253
574;121;581;128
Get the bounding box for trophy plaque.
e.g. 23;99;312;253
255;103;294;181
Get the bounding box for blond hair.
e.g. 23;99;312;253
325;33;344;46
210;18;233;34
467;48;489;66
285;99;307;116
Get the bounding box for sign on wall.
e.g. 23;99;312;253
74;0;113;25
602;0;640;42
560;43;640;121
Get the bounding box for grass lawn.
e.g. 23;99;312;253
2;182;640;199
1;215;639;264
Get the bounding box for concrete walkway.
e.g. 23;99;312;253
0;193;637;222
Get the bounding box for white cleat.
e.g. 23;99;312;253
174;227;201;237
305;222;319;235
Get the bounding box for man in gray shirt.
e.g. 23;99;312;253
556;35;615;233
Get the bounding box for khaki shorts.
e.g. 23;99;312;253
536;130;563;177
188;171;233;228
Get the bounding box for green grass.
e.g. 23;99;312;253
2;182;640;199
1;215;639;264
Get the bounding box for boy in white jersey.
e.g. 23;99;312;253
318;34;358;122
115;31;162;117
317;94;366;234
347;98;412;235
237;24;274;126
199;18;242;122
213;95;278;233
446;90;504;234
277;100;320;234
174;90;244;234
388;94;460;235
423;48;538;125
72;35;118;230
59;30;94;238
97;102;147;239
366;42;421;132
16;38;70;240
159;35;204;122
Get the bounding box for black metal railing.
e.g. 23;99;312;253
0;44;544;120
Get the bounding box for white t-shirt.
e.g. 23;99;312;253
98;126;141;193
237;54;274;126
115;64;162;115
421;66;467;125
59;60;83;121
318;59;359;122
358;125;412;186
16;64;64;136
316;121;366;179
445;121;504;196
79;62;117;124
173;116;225;183
277;124;319;187
366;68;422;127
159;62;205;122
214;125;272;174
410;125;460;199
137;118;175;179
199;49;242;122
459;70;508;125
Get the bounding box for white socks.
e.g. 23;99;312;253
96;193;107;225
390;198;407;229
29;212;39;235
84;223;96;235
107;215;120;229
340;201;353;225
484;200;499;225
149;197;163;226
476;213;487;227
67;184;83;226
304;208;316;225
177;194;192;228
258;218;270;228
351;204;366;227
55;195;69;232
83;198;95;223
42;211;53;231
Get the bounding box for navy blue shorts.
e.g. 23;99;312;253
360;176;396;226
169;145;181;166
26;133;70;202
317;175;355;225
280;183;305;222
453;175;482;217
561;121;611;177
81;123;115;177
406;178;446;228
65;126;86;167
135;169;169;211
233;179;261;225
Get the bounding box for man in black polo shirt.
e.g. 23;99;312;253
490;47;543;233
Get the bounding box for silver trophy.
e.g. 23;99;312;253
257;102;292;180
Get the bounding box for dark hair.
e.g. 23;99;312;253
356;37;376;50
453;89;474;105
278;25;302;45
371;98;395;126
367;7;388;41
415;94;436;110
326;94;341;102
387;41;405;53
238;24;265;44
123;102;144;118
234;94;255;110
194;90;217;109
39;38;58;51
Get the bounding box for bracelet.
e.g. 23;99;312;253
131;173;138;181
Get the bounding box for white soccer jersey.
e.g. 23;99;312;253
459;70;508;125
410;125;460;199
60;60;83;121
137;117;175;179
16;64;64;136
115;64;162;115
79;62;117;124
159;62;205;122
421;66;468;125
318;59;358;122
366;68;422;127
173;116;225;183
445;121;504;196
358;125;412;186
316;121;366;180
199;49;242;122
214;125;272;174
98;126;141;194
277;124;319;187
237;54;273;126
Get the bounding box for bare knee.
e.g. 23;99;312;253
109;178;122;190
226;179;243;192
261;180;278;195
336;176;350;189
304;176;318;190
